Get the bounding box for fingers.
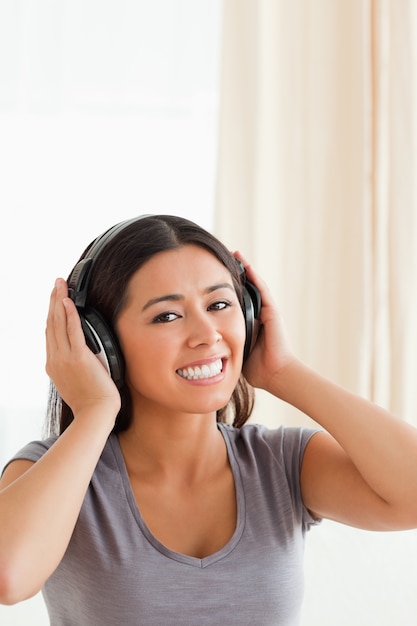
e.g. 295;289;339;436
46;279;69;358
47;279;84;344
233;251;275;313
233;250;262;286
45;279;84;379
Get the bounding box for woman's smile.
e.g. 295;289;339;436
176;357;224;381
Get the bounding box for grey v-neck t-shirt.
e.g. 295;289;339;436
6;423;319;625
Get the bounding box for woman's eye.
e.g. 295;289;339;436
152;312;180;324
209;300;231;311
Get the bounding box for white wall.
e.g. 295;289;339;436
303;521;417;625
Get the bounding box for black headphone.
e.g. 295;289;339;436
67;216;261;388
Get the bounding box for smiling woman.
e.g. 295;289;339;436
51;215;257;436
3;214;417;626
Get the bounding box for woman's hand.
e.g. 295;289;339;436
235;253;297;397
45;278;121;421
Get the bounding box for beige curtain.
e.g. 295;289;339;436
215;0;417;428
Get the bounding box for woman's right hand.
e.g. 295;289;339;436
45;278;121;422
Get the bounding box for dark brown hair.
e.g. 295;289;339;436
46;215;254;436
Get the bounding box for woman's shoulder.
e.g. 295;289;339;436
219;421;321;478
220;421;319;450
2;436;58;474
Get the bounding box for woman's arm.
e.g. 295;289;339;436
282;361;417;530
240;255;417;531
0;417;115;604
0;279;120;604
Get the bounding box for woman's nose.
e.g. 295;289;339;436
186;313;222;348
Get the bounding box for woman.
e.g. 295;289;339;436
1;214;417;625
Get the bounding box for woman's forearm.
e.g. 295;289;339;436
0;410;115;604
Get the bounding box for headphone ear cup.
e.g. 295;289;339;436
78;308;125;388
242;278;262;362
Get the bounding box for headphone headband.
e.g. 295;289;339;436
68;216;151;308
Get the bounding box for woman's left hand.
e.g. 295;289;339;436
235;252;296;396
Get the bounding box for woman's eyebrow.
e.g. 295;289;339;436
142;283;235;312
206;282;235;294
142;293;182;311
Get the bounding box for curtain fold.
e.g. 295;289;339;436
215;0;417;427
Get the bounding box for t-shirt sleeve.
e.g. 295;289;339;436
284;426;321;530
262;425;322;531
1;437;58;476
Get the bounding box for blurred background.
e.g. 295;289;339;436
1;1;417;624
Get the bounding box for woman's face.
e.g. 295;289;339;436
115;244;246;419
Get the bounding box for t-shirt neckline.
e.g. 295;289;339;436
110;423;246;569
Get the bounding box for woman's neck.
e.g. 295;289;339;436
117;410;227;485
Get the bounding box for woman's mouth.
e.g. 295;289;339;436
176;358;223;381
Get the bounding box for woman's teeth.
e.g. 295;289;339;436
177;359;223;380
